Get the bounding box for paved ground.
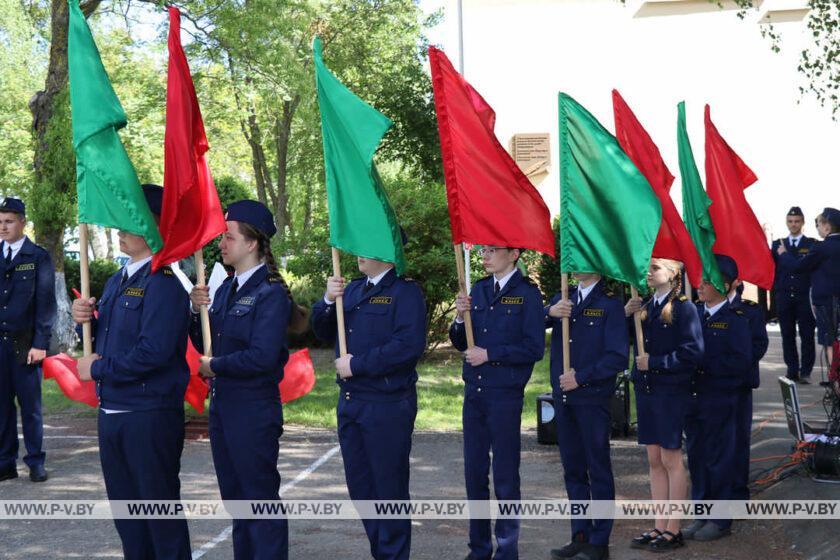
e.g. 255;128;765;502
1;332;838;559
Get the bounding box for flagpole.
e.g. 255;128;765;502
331;247;348;356
630;286;647;357
456;0;472;294
561;273;570;373
79;223;93;357
194;249;213;357
454;243;475;348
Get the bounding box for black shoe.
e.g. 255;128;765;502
570;544;609;560
649;531;685;552
551;533;588;559
630;528;662;549
798;377;811;385
29;465;48;483
0;466;18;482
682;519;706;540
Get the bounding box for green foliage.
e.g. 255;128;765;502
200;175;254;269
536;217;563;303
64;257;120;300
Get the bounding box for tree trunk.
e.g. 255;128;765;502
105;228;114;260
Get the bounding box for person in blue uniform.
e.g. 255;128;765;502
545;273;628;560
188;200;295;560
771;207;817;382
449;246;545;560
311;240;426;560
729;280;769;503
796;208;840;369
0;196;56;483
624;259;703;552
72;185;192;560
682;255;752;542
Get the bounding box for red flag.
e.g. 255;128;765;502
428;47;554;256
152;7;226;271
704;105;774;289
184;340;208;414
43;354;98;408
280;349;315;404
612;90;703;287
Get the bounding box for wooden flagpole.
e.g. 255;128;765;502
561;273;570;373
79;223;93;357
194;249;213;357
331;247;348;356
630;285;647;357
453;243;475;348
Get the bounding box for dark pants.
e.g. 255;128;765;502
554;399;614;546
338;393;416;560
685;393;737;529
209;396;287;560
733;390;753;500
98;408;191;560
463;387;524;560
775;294;816;378
0;340;44;470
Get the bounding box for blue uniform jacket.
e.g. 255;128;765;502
448;270;545;394
87;262;190;411
630;295;704;394
545;281;628;404
795;234;840;306
771;236;817;297
0;237;56;356
693;301;752;394
311;268;426;402
189;265;291;401
730;293;769;390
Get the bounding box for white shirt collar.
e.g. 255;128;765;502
653;290;670;306
577;280;598;303
124;255;152;280
234;262;265;288
493;268;518;292
2;236;26;260
367;267;393;286
788;234;803;243
704;299;727;318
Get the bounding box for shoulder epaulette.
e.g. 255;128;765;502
162;266;174;276
743;299;757;306
605;290;615;298
678;295;688;302
523;275;538;286
268;276;282;283
402;277;416;282
734;309;744;316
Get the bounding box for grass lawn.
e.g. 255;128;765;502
42;342;634;431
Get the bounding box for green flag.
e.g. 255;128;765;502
676;101;724;293
313;37;406;274
68;0;162;252
557;93;661;292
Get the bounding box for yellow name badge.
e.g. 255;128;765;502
709;322;728;329
15;263;35;271
798;248;809;254
369;296;392;305
501;296;523;304
583;309;604;317
124;288;144;297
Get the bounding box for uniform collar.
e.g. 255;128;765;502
576;280;599;304
652;289;671;307
234;262;266;289
123;255;152;280
493;268;518;292
704;299;727;319
788;234;803;244
1;235;26;253
367;266;394;287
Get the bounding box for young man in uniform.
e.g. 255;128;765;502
311;244;426;560
0;196;56;483
72;185;192;559
450;246;545;560
771;207;817;382
545;273;628;560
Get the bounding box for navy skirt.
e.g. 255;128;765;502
634;387;690;449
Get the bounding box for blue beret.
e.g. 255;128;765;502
714;254;738;284
225;200;277;238
822;207;840;228
0;197;25;215
141;184;163;216
787;206;803;217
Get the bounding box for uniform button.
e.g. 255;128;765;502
572;318;575;323
348;328;353;333
483;328;487;332
490;306;494;310
569;338;573;343
477;387;482;392
477;375;482;380
345;394;350;400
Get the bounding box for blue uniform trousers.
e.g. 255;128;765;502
553;399;614;546
98;408;191;560
0;339;44;470
684;392;737;530
776;296;815;378
337;393;416;560
733;390;753;501
209;396;287;560
463;386;524;560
